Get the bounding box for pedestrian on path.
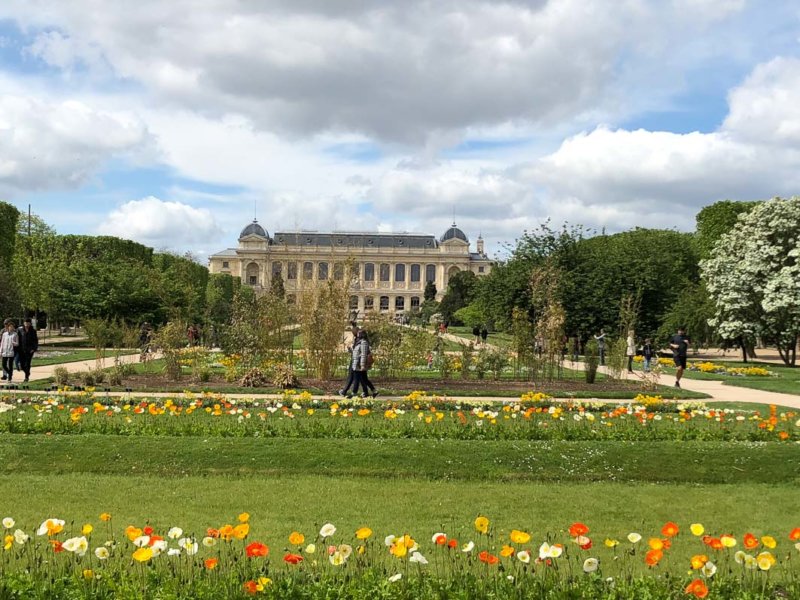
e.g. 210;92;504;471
472;325;480;344
16;318;38;382
594;329;606;366
338;326;360;398
571;335;581;362
642;338;654;372
1;320;18;382
351;330;377;398
626;330;636;373
670;327;690;388
480;327;488;345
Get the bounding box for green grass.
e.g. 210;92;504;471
446;326;514;349
658;360;800;396
32;348;137;367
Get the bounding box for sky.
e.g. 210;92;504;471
1;0;799;260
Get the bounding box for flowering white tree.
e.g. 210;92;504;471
701;197;800;366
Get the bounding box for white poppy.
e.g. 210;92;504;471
462;541;475;553
409;551;428;565
320;523;337;538
2;517;14;529
516;550;531;564
167;527;183;540
583;558;599;573
702;561;717;578
388;574;402;583
94;547;110;560
13;529;29;545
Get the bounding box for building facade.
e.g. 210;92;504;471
208;220;493;315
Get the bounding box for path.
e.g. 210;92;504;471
2;352;145;386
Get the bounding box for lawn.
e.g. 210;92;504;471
32;348;137;367
658;360;800;396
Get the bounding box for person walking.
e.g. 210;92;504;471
338;327;360;398
472;325;480;344
594;329;606;366
351;330;377;398
670;326;690;388
626;330;636;373
571;335;580;363
1;320;18;382
480;326;488;345
16;318;38;383
642;338;654;373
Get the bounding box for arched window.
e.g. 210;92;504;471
395;263;406;282
425;264;436;283
303;262;314;280
410;264;421;282
395;297;405;311
246;262;259;286
287;262;297;280
379;296;389;311
364;296;375;310
349;295;359;310
318;262;329;280
333;262;344;281
410;296;420;310
364;263;375;281
379;263;390;282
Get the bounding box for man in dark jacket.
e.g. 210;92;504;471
16;318;38;382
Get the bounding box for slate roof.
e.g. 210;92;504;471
272;232;439;249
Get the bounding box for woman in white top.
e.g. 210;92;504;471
1;320;19;382
626;330;636;373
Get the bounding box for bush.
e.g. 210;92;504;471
198;367;212;383
108;369;123;387
79;371;96;387
272;363;299;389
239;367;271;388
53;367;70;387
92;369;106;384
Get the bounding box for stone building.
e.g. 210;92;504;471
208;220;493;316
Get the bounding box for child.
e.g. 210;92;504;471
642;338;654;373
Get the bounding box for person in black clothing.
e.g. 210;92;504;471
669;327;690;387
642;338;654;372
472;325;480;344
16;318;38;383
480;327;488;345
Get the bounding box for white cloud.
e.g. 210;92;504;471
97;197;222;248
0;94;150;194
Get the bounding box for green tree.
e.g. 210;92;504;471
696;200;760;258
439;271;478;323
423;281;437;301
270;272;285;299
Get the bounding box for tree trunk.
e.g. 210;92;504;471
738;336;748;363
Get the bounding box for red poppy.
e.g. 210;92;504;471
245;542;269;558
434;534;447;546
569;522;589;537
685;578;709;599
143;526;154;536
283;552;303;564
50;540;64;553
243;581;259;595
207;528;220;538
447;538;458;549
790;528;800;542
478;550;499;565
579;538;592;550
743;533;759;549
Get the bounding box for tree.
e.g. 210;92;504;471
453;302;485;329
701;197;800;366
13;212;57;319
423;281;437;301
439;271;478;323
0;202;20;317
696;200;760;258
270;272;285;299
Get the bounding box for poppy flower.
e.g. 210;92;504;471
99;513;112;522
432;533;447;545
245;542;269;558
510;530;531;544
356;527;373;540
790;528;800;541
583;557;599;573
690;554;708;570
645;549;663;566
474;516;489;534
743;533;759;549
690;523;704;536
233;524;249;540
648;538;664;551
204;558;219;570
569;522;589;537
289;531;305;545
320;523;337;538
243;581;259;595
627;533;642;544
447;538;458;549
238;512;250;523
132;547;153;562
284;552;303;564
500;545;515;557
761;536;777;549
661;522;679;538
720;535;736;548
143;526;154;536
685;578;708;598
478;550;499;565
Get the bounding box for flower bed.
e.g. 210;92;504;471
1;513;798;599
0;392;796;442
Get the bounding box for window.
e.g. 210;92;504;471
271;262;282;277
249;276;257;285
379;263;390;282
410;264;421;282
395;263;406;282
478;266;485;273
364;296;374;310
349;263;360;281
287;262;297;280
286;294;296;305
246;263;259;286
395;297;405;311
349;295;359;310
318;262;329;280
222;261;229;269
364;263;375;281
379;296;389;311
333;262;344;281
411;296;420;310
425;264;436;283
303;261;314;280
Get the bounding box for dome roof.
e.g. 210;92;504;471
440;223;468;243
239;219;268;239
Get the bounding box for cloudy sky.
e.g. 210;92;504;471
1;0;799;258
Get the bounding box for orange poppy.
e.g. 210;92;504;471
661;522;679;538
243;581;259;595
245;542;269;558
648;538;664;551
790;528;800;541
569;522;589;537
447;538;458;549
645;549;663;566
685;578;709;598
478;550;499;565
500;545;515;557
690;554;708;570
743;533;759;549
288;531;305;546
434;534;447;546
204;558;218;570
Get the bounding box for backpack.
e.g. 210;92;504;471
366;352;375;369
